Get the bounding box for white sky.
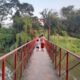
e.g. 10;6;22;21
19;0;80;17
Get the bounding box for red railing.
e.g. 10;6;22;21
45;39;80;80
0;39;36;80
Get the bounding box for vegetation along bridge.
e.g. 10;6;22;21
0;37;80;80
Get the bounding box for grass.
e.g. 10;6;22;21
50;34;80;80
51;35;80;55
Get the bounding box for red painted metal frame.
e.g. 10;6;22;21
20;49;22;80
59;48;62;77
14;51;17;80
0;39;36;80
66;52;69;80
55;46;57;69
2;59;6;80
45;39;80;80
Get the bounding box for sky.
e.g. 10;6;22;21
20;0;79;17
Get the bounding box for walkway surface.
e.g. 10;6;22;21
23;46;59;80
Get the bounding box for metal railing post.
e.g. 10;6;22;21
23;47;26;69
66;52;69;80
14;51;17;80
20;49;22;80
25;46;27;68
0;39;35;80
52;45;54;62
59;48;62;77
55;46;57;69
2;59;6;80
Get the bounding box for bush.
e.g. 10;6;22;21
60;31;68;36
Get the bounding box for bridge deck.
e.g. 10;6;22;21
23;48;59;80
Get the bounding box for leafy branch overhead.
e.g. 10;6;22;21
0;0;34;22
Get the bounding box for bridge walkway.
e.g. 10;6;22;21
23;47;59;80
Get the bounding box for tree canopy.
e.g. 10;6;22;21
40;9;60;34
40;6;80;38
61;6;80;38
0;0;34;24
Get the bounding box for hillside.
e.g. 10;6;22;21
51;35;80;55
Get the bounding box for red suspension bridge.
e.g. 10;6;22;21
0;37;80;80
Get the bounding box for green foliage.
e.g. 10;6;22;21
16;31;32;47
60;31;68;36
41;6;80;38
61;6;80;38
0;28;16;53
32;22;42;30
13;11;24;33
0;24;1;28
41;9;61;35
51;35;80;54
32;16;43;30
61;5;74;18
23;16;32;33
0;0;34;23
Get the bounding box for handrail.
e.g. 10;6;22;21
46;39;80;60
0;38;36;80
0;40;32;61
45;39;80;80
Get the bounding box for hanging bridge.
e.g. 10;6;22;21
0;37;80;80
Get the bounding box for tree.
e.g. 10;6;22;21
61;5;74;19
40;9;59;34
0;27;16;52
0;0;34;25
61;5;80;38
18;3;34;16
0;0;18;23
32;16;42;30
13;11;24;33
